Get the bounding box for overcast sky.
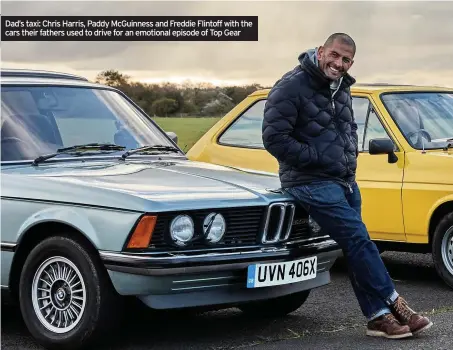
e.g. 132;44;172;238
2;0;453;87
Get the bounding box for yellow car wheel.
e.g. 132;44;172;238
432;212;453;289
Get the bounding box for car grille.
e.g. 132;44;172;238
261;202;296;243
147;203;315;250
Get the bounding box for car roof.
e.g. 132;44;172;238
250;83;453;96
0;68;106;88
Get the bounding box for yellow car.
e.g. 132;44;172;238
187;84;453;289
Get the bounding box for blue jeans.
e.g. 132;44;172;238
285;180;398;321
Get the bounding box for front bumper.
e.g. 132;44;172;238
100;238;341;309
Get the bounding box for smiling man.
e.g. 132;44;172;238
262;33;433;339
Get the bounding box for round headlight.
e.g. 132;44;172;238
170;215;194;246
203;213;226;243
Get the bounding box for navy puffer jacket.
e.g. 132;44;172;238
262;49;358;188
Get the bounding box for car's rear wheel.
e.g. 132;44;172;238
19;235;122;350
432;212;453;289
237;290;310;317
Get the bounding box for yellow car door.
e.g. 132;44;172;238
353;93;406;241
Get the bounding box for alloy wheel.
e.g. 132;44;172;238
31;256;86;334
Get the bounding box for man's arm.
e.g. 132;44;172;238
262;78;318;168
351;123;359;157
349;97;359;156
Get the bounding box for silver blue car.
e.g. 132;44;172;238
1;68;341;350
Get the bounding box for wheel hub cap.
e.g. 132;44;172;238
56;288;65;300
441;226;453;276
32;256;86;334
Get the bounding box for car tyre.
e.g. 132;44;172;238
19;235;122;350
432;212;453;289
237;290;310;317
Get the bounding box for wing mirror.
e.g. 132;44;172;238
166;131;178;145
369;138;398;164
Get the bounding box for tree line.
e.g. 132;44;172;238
94;70;269;118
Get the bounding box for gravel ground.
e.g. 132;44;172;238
2;251;452;350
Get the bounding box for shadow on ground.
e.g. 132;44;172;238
332;251;444;285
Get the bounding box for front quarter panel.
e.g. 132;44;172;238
402;151;453;242
1;197;142;251
1;196;142;287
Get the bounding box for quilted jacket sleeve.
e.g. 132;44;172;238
349;98;359;156
351;120;359;156
262;77;318;169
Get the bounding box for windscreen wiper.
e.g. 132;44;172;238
32;143;126;166
120;145;180;160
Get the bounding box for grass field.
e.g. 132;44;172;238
152;117;221;152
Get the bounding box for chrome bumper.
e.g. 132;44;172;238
100;238;341;276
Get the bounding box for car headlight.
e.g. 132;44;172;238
170;215;194;246
309;215;322;235
203;213;226;243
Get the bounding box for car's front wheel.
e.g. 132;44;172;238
19;235;122;350
237;290;310;317
432;212;453;289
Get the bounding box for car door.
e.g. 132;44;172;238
353;93;406;242
203;98;279;174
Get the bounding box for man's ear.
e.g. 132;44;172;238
317;46;324;60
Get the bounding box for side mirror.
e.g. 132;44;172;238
369;138;398;164
166;131;178;145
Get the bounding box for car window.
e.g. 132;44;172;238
53;115;119;146
363;108;391;151
215;97;391;153
218;100;266;148
0;86;176;162
352;97;370;151
381;92;453;150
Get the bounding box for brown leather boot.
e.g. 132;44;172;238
390;296;433;335
366;313;413;339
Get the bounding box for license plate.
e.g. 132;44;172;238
246;256;317;288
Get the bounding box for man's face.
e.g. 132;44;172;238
317;40;355;80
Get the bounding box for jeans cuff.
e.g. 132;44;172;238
385;290;399;305
368;307;391;321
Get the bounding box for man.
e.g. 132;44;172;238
262;33;432;339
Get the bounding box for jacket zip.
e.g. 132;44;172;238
347;182;353;193
336;178;353;193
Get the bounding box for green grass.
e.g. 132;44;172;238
152;117;221;152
